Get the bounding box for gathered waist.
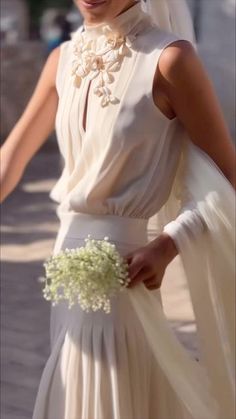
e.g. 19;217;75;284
53;211;149;254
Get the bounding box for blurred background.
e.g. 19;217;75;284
0;1;235;419
0;0;83;140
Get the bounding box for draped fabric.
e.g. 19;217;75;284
129;141;235;418
129;1;236;417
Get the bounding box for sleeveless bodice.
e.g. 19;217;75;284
50;2;185;219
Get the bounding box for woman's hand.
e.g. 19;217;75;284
124;232;178;290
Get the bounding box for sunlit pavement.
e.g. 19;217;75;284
0;150;198;419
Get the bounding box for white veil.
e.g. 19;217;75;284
141;0;196;44
128;1;236;418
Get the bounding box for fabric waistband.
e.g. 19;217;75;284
56;211;149;246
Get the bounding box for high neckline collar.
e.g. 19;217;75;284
82;2;150;39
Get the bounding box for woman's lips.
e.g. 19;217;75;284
81;0;107;9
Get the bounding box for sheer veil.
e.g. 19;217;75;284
128;1;236;418
141;0;196;44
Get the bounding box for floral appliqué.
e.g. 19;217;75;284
71;26;135;107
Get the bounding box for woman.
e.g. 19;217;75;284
1;0;235;418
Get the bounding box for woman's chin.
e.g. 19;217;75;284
81;0;107;9
79;0;108;19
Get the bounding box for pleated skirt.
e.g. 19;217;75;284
32;212;190;419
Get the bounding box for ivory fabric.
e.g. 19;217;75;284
32;2;235;419
131;140;235;419
49;2;186;220
33;213;192;419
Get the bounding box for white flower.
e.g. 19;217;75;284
71;26;135;107
40;235;130;313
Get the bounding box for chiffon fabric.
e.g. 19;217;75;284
136;140;236;419
33;147;236;419
49;3;187;218
33;213;192;419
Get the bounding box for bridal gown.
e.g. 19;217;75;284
32;3;226;419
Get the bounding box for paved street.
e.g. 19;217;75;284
1;149;60;419
0;148;199;419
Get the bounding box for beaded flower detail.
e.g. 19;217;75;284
71;26;135;107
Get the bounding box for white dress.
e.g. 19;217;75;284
32;3;235;419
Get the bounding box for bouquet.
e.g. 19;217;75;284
39;235;130;313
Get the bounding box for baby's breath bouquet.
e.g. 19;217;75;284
39;235;130;313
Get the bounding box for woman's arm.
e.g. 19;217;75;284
0;46;61;203
126;41;236;290
154;39;236;189
154;39;236;251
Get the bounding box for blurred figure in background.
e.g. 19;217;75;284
40;10;72;54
